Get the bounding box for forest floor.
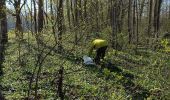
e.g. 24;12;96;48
1;31;170;99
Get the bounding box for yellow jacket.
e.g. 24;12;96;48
89;39;108;56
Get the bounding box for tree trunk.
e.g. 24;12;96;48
0;1;7;98
132;0;136;43
128;0;133;44
38;0;44;32
139;0;145;22
57;67;64;100
135;0;139;52
95;0;100;33
153;0;162;38
14;0;23;39
147;0;153;43
0;0;8;43
66;0;71;29
57;0;64;52
169;4;170;19
83;0;87;20
110;0;119;50
50;0;57;43
45;0;48;25
73;0;79;45
33;0;37;33
78;0;82;20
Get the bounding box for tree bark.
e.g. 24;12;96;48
139;0;145;22
57;67;64;100
0;0;8;43
66;0;71;29
0;0;7;99
153;0;162;38
57;0;64;51
33;0;37;33
147;0;153;40
14;0;23;38
128;0;133;44
38;0;44;32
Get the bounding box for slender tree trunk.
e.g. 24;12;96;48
13;0;24;66
110;0;118;50
116;0;124;33
95;0;100;33
139;0;145;22
83;0;87;20
57;0;64;51
33;0;37;33
70;0;74;26
50;0;57;43
0;0;7;43
128;0;133;44
147;0;153;44
74;0;78;45
16;12;22;34
38;0;44;32
0;0;7;98
57;67;64;100
100;1;104;29
169;4;170;19
78;0;82;20
66;0;71;29
30;0;33;34
0;0;7;74
132;0;136;43
14;0;23;39
153;0;162;38
135;0;139;52
45;0;48;25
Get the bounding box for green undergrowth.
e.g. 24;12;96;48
1;31;170;99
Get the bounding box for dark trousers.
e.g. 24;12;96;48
95;46;107;64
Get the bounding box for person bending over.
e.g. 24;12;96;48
89;39;108;64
